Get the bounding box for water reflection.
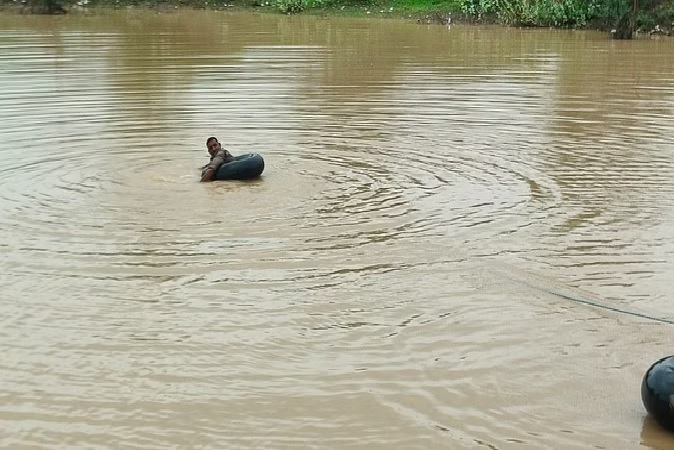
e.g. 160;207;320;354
640;416;674;450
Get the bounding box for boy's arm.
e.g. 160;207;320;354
200;149;234;182
200;166;216;182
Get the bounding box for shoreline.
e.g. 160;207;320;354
2;1;673;36
0;0;492;26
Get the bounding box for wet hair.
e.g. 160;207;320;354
206;136;218;146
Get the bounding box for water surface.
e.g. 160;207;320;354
1;10;674;449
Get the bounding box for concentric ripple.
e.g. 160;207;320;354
2;11;674;450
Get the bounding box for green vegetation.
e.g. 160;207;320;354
262;0;674;36
276;0;461;15
461;0;674;33
3;0;673;38
461;0;601;27
300;0;673;36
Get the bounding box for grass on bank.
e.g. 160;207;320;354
314;0;461;16
3;0;674;34
0;0;464;23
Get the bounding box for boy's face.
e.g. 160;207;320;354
207;139;221;157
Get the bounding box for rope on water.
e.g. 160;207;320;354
542;289;674;326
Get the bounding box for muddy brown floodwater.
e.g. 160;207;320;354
1;10;674;449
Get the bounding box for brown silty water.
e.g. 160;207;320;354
1;10;674;449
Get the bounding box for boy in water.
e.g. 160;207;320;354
200;136;235;182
